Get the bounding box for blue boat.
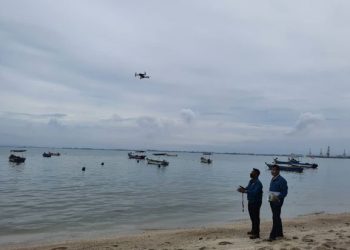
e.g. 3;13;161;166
291;163;318;169
273;157;299;164
273;157;318;168
265;162;303;173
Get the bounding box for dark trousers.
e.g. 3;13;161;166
269;199;284;239
248;201;262;236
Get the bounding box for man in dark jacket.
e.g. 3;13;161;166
238;168;263;239
268;165;288;241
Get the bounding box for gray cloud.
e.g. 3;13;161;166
1;1;350;153
180;109;196;124
287;112;325;136
2;112;67;120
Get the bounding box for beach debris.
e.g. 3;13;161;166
301;236;314;243
218;241;233;245
257;247;274;250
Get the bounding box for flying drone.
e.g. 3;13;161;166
135;72;150;79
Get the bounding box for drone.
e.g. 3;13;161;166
135;72;150;79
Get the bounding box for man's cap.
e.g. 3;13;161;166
253;168;260;175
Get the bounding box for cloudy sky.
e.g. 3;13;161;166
1;1;350;154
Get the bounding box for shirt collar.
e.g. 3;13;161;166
251;177;259;182
272;174;280;181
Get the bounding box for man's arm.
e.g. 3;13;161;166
279;179;288;199
246;181;262;195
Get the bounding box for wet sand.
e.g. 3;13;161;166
4;213;350;250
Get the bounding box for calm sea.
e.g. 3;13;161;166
1;147;350;246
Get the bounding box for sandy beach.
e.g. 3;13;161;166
3;212;350;250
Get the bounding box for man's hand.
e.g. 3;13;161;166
269;194;280;202
237;187;246;193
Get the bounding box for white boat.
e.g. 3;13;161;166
201;152;212;164
146;158;169;166
200;157;212;164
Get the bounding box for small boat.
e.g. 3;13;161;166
201;152;212;164
128;151;146;160
152;153;178;157
201;157;212;164
265;162;303;173
9;150;26;164
146;158;169;166
49;152;60;156
165;153;178;157
43;152;52;157
273;157;318;169
291;163;318;169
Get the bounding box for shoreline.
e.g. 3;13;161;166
3;212;350;250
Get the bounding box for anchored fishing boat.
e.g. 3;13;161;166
152;153;178;157
9;150;26;164
49;152;60;156
273;157;318;169
290;163;318;169
146;158;169;167
265;162;303;173
43;152;52;157
201;152;212;164
128;151;146;160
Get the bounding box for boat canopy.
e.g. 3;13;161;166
10;150;27;152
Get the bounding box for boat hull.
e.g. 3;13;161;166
146;158;169;166
43;153;51;157
200;157;212;164
128;153;146;160
9;154;26;163
291;163;318;169
265;163;303;173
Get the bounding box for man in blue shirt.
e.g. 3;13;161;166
238;168;263;239
268;165;288;241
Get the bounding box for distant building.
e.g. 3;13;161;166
327;146;330;157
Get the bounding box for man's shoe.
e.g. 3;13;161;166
249;235;260;239
247;231;253;235
266;238;276;242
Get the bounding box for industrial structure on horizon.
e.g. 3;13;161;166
307;146;350;159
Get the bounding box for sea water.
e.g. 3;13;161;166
1;147;350;246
